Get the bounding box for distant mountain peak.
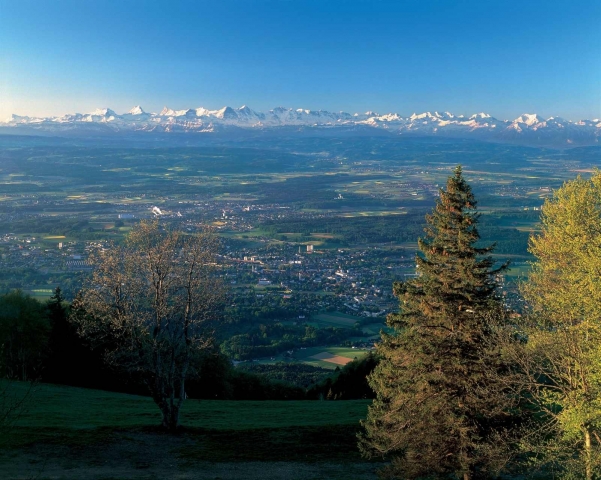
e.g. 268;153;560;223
514;113;544;126
128;106;145;115
215;106;238;119
410;112;438;121
89;108;116;117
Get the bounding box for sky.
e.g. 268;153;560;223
1;0;600;121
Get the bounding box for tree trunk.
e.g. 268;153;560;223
585;428;592;480
161;403;180;431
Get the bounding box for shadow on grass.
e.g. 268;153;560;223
6;423;382;464
175;425;367;463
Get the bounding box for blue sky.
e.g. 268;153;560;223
1;0;600;120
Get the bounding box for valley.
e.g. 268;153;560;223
0;134;597;367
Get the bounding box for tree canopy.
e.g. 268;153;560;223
0;290;49;381
72;221;225;430
518;172;601;479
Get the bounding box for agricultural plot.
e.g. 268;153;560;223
505;262;532;279
312;311;361;328
28;288;54;300
310;351;354;366
291;346;368;369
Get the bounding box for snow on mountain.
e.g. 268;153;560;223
6;114;33;124
513;113;545;126
161;108;196;118
409;112;436;121
2;105;599;146
470;112;491;120
89;108;116;117
128;106;145;115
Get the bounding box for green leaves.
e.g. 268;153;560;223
520;171;601;479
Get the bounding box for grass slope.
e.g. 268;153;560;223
1;382;380;480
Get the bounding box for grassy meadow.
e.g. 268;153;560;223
1;382;380;479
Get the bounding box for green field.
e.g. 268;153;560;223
1;382;380;479
359;322;386;337
7;382;368;431
310;312;384;342
312;311;361;328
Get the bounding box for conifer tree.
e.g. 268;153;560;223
359;166;514;480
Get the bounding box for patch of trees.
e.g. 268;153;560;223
307;353;379;400
236;362;333;389
511;173;601;479
359;167;519;479
0;268;48;292
224;303;300;325
477;224;530;255
0;290;49;381
0;288;317;402
220;323;359;361
0;216;129;240
261;214;427;245
233;354;380;399
359;168;601;480
0;269;83;298
197;365;306;400
260;212;530;254
0;288;143;394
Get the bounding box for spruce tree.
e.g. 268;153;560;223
359;166;512;480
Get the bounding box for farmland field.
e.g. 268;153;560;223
312;311;361;327
289;346;370;369
310;351;355;365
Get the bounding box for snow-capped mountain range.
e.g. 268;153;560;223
3;105;600;146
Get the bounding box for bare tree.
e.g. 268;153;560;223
72;221;225;430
